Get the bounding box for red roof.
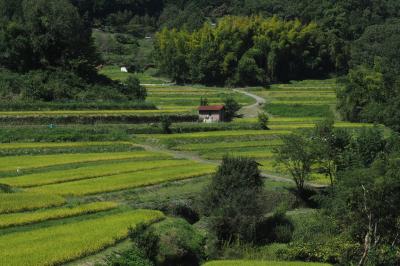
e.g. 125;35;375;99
198;105;225;111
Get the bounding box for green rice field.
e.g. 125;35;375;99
0;78;374;264
0;142;215;265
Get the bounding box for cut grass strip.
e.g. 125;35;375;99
1;159;191;188
0;193;66;214
0;202;118;229
0;151;170;172
28;163;216;196
0;209;164;266
203;260;331;266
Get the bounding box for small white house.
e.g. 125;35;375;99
198;105;225;123
120;67;128;73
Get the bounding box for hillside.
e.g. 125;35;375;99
0;1;399;266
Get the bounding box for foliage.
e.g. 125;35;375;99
223;98;241;122
257;113;270;130
102;247;153;266
124;76;148;101
337;20;400;132
129;223;160;263
152;218;206;266
323;160;400;264
155;16;334;86
201;156;265;243
161;115;172;134
274;131;318;192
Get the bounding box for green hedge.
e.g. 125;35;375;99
0;101;156;111
0;114;198;125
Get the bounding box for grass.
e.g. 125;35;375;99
0;209;164;266
1;159;190;188
0;202;118;229
203;260;331;266
28;163;216;196
265;104;332;118
0;151;170;172
0;193;66;214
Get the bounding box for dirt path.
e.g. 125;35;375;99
234;89;266;118
137;142;325;188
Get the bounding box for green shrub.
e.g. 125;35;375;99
152;218;206;266
257;113;270;130
161;116;172;134
224;98;241;122
102;247;154;266
123;77;147;101
129;223;160;263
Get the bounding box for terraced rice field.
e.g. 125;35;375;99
147;86;255;111
144;80;372;184
0;141;215;265
0;209;164;266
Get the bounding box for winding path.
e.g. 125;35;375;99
234;89;266;118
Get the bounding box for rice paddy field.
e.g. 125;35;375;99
142;79;373;184
0;78;374;265
0;141;215;265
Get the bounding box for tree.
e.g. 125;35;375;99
312;118;351;185
274;131;318;193
223;97;241;122
160;116;172;134
0;0;99;78
201;156;265;242
326;159;400;265
257;112;270;130
124;76;147;101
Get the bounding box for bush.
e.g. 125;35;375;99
167;201;200;224
223;98;241;122
201;156;265;243
256;209;294;244
129;223;160;263
161;116;172;134
102;247;154;266
123;76;147;101
152;218;206;266
257;112;270;130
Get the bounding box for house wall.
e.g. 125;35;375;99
199;111;223;122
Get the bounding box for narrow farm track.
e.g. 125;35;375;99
234;89;266;118
137;143;325;188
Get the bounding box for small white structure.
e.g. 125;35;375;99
120;67;128;73
198;105;225;123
